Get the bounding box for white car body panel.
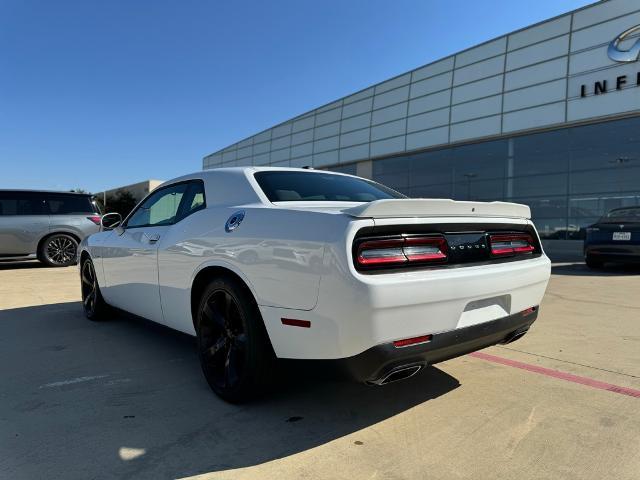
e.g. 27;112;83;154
80;167;551;366
100;226;167;322
259;215;550;359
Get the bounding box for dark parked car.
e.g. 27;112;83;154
0;190;102;267
584;206;640;269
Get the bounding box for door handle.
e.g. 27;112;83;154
145;233;161;244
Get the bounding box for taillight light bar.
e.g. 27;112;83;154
86;215;102;226
488;233;535;257
356;236;447;268
393;334;432;348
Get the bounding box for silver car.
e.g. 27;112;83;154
0;190;102;267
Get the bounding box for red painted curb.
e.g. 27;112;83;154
469;351;640;399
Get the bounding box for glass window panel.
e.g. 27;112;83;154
569;117;640;172
46;194;94;215
178;181;207;221
452;139;507;182
372;157;410;192
255;171;404;202
127;183;188;228
570;143;640;172
408;150;454;188
0;192;46;215
569;116;640;153
328;164;357;175
569;166;640;195
511;129;569;177
511;173;567;197
511;196;567;219
410;183;453;198
453;179;504;201
372;156;408;175
567;218;599;240
534;218;569;240
569;194;640;219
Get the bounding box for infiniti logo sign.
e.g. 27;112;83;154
580;25;640;97
608;25;640;63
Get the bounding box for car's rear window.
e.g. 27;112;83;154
601;207;640;223
254;171;405;203
46;194;97;215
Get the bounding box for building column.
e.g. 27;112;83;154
506;138;514;200
356;160;373;179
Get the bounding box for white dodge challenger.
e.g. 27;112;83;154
79;167;551;402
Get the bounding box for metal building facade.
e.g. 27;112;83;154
204;0;640;255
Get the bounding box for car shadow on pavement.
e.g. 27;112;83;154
0;301;460;480
552;262;640;277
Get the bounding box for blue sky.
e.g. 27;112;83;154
0;0;591;193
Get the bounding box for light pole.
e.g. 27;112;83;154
463;173;477;199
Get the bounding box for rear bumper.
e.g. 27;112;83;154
340;307;538;383
585;244;640;262
259;255;550;360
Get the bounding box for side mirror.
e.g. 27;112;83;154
101;212;123;230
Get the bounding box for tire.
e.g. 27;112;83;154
81;258;109;321
585;254;604;269
196;276;275;403
39;234;78;267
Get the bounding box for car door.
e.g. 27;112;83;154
0;192;49;256
101;182;189;322
156;180;207;332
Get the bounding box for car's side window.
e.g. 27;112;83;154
0;192;45;215
176;181;206;222
126;183;189;228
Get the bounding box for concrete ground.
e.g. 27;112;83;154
0;261;638;480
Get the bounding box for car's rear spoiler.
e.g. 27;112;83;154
343;199;531;219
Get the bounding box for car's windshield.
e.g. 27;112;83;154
600;207;640;223
254;171;405;203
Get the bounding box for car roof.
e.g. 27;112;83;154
0;189;93;196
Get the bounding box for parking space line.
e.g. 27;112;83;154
469;351;640;399
39;375;109;389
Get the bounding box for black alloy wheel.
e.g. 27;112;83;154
196;277;274;403
41;234;78;267
585;254;604;269
81;259;108;320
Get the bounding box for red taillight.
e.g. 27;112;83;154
87;215;101;226
488;233;535;257
357;239;407;265
393;334;432;348
356;236;447;268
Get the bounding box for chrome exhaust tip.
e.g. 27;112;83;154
367;364;423;386
502;328;529;344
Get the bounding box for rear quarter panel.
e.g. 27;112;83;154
48;215;100;241
157;205;353;334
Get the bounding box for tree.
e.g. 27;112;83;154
104;189;137;217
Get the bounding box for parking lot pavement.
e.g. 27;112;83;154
1;262;639;480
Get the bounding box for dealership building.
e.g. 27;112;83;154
204;0;640;258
